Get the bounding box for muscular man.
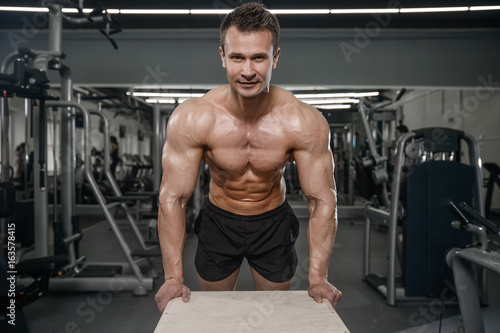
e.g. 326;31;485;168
155;3;341;312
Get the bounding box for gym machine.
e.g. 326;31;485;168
321;107;356;206
1;182;68;333
447;201;500;333
47;100;154;295
483;163;500;218
78;99;160;256
1;1;155;295
357;89;406;209
1;47;56;259
363;127;484;306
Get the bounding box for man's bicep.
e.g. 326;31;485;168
295;148;335;200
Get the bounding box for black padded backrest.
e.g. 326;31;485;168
0;182;15;218
402;161;474;298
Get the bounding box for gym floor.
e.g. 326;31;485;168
23;197;500;333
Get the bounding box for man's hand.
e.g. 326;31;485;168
308;278;342;308
154;281;191;313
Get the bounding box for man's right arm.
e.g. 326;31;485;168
154;102;205;312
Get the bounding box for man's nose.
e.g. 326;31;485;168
241;60;255;78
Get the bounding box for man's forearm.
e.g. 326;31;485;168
307;199;337;283
158;201;187;283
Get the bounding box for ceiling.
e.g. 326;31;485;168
1;1;499;112
0;0;499;30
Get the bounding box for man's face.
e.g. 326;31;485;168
220;26;280;99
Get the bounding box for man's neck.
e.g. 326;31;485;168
228;85;273;122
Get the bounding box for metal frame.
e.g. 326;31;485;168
89;107;156;251
47;100;154;295
329;123;355;206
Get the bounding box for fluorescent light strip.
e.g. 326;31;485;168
330;9;399;14
269;9;330;15
400;7;469;13
302;98;359;104
295;92;378;99
145;98;189;104
133;92;204;98
0;6;49;12
470;5;500;11
314;104;352;110
61;8;93;14
120;9;189;14
2;5;500;15
191;9;233;15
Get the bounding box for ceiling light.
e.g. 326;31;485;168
120;9;189;15
0;6;48;12
295;92;379;99
330;9;399;14
145;98;189;104
133;92;205;98
469;5;500;11
3;6;500;15
61;8;94;14
314;104;352;110
190;9;233;15
302;98;359;104
400;7;469;13
269;9;330;15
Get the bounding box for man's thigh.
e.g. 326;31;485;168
198;266;241;291
250;266;293;290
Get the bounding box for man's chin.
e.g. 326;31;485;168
234;83;267;98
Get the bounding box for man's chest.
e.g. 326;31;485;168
203;122;292;175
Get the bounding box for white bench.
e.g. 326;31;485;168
154;290;349;333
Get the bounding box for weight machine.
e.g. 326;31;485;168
1;1;155;296
447;201;500;333
363;127;484;306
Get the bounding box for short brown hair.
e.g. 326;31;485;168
220;3;280;54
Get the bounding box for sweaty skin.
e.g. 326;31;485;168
155;27;341;313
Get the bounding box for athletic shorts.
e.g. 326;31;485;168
194;200;299;283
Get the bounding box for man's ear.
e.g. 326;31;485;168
272;47;281;69
219;47;226;68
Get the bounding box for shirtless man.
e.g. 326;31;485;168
155;3;341;312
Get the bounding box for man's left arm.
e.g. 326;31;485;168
293;107;342;308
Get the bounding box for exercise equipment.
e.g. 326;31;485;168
0;182;68;333
46;100;155;294
154;291;350;333
1;1;156;296
363;127;484;306
357;89;406;209
483;163;500;218
446;201;500;333
1;46;58;259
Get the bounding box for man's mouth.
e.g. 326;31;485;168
238;81;258;88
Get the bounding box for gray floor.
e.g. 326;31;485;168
22;198;500;333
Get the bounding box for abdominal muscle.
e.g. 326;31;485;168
207;165;287;216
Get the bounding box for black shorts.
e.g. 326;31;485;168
194;200;299;283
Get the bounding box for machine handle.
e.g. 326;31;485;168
457;202;500;235
447;201;470;230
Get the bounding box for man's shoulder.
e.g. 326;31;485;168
167;95;218;141
272;87;325;127
175;86;225;115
